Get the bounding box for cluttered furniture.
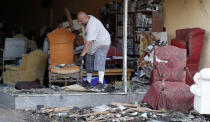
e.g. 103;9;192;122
171;28;205;85
3;50;47;85
142;45;194;111
115;11;164;57
48;28;81;86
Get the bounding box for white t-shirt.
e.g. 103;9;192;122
85;15;111;54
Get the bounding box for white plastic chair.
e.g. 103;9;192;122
2;38;26;71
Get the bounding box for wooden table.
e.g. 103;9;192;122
83;69;134;81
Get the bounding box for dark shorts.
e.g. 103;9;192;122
86;45;110;73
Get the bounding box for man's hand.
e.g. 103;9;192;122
72;30;80;35
76;56;83;66
80;41;92;57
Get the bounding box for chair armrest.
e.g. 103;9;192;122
190;29;205;37
5;65;20;71
171;39;186;48
185;67;193;84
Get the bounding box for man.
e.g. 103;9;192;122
77;11;111;88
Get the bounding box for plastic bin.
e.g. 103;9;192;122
82;77;107;86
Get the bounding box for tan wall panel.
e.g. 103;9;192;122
163;0;210;69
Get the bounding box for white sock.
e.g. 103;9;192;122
98;71;105;84
87;73;92;83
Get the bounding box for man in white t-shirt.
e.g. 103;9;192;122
77;11;111;89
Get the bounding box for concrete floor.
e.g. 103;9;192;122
0;91;146;110
0;105;26;122
0;90;146;121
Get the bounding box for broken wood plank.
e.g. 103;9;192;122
53;106;74;112
130;107;162;113
91;113;115;122
41;107;56;113
120;108;135;113
110;102;139;108
64;8;74;31
110;102;162;113
108;116;135;121
119;116;135;121
41;106;74;113
69;111;109;117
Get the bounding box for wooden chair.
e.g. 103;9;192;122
48;28;81;86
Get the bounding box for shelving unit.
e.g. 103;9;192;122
115;10;163;57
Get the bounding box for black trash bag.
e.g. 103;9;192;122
15;79;42;90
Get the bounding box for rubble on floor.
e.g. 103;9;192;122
0;79;149;94
21;102;210;122
113;81;149;93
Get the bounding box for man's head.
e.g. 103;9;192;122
77;11;89;26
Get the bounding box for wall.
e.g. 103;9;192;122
163;0;210;69
0;0;51;33
52;0;122;26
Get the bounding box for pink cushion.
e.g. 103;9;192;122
152;46;187;84
107;46;122;57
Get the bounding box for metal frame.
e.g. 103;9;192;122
48;57;81;86
123;0;128;93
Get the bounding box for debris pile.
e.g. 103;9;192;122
132;39;167;84
22;102;210;122
113;81;149;93
135;0;162;11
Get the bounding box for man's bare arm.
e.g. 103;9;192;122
80;41;92;56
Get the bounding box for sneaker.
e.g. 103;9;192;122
94;82;105;89
104;85;115;93
82;81;92;89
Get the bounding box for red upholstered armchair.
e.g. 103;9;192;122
142;45;194;111
171;28;205;85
